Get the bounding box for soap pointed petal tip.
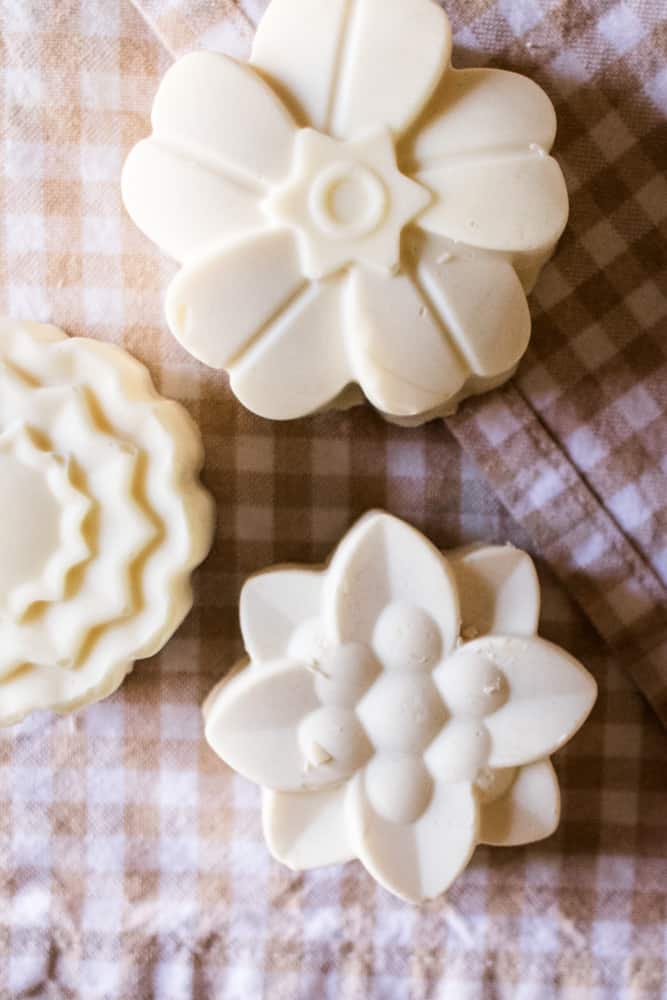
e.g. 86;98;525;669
203;659;322;790
346;770;479;903
239;568;324;663
262;784;355;871
204;660;367;793
479;758;561;847
324;509;460;655
448;544;540;637
471;635;598;768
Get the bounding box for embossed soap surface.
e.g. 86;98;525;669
204;512;597;903
0;319;214;725
122;0;569;426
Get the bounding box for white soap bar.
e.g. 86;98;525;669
0;319;214;725
122;0;569;426
204;512;596;903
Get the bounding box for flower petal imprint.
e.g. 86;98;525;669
122;0;569;425
204;513;597;903
0;320;214;725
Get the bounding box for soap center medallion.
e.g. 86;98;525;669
265;127;431;280
0;426;91;621
309;162;387;240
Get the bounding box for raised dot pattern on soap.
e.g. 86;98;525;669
204;512;597;903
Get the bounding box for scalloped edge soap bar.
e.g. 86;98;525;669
204;512;596;903
0;319;215;725
122;0;569;426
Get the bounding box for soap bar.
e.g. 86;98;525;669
204;512;596;903
122;0;569;426
0;320;214;725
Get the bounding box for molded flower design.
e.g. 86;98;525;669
205;513;596;903
122;0;569;425
0;319;214;725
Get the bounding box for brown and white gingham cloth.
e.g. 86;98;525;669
0;1;665;997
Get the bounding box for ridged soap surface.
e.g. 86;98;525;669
122;0;569;425
0;319;214;725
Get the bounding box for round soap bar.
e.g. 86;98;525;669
204;512;597;904
122;0;569;426
0;319;214;725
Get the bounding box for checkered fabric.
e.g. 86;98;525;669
0;1;664;997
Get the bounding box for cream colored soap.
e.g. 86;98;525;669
122;0;569;426
204;512;597;904
0;319;214;725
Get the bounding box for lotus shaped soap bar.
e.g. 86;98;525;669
122;0;569;426
0;320;214;725
204;512;596;903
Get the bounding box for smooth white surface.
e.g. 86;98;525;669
123;0;569;425
0;319;214;725
204;512;597;902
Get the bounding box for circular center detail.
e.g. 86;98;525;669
358;673;447;754
0;454;61;610
309;161;387;241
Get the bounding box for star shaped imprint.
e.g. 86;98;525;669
123;0;569;425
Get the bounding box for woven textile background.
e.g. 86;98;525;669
0;0;665;997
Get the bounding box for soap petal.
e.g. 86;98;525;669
229;277;353;420
262;785;355;870
345;266;468;419
346;770;478;902
204;660;342;791
240;569;324;663
415;235;531;378
251;0;451;139
417;152;569;254
405;68;558;170
150;51;297;187
324;511;460;657
479;759;561;846
449;545;540;637
165;229;307;370
459;636;597;767
121;139;265;264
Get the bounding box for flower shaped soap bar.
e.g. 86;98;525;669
0;320;214;725
122;0;569;425
205;513;596;903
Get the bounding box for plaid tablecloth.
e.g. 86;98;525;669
0;1;665;997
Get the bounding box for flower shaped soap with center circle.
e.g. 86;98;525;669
204;512;597;903
0;319;214;725
122;0;569;425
